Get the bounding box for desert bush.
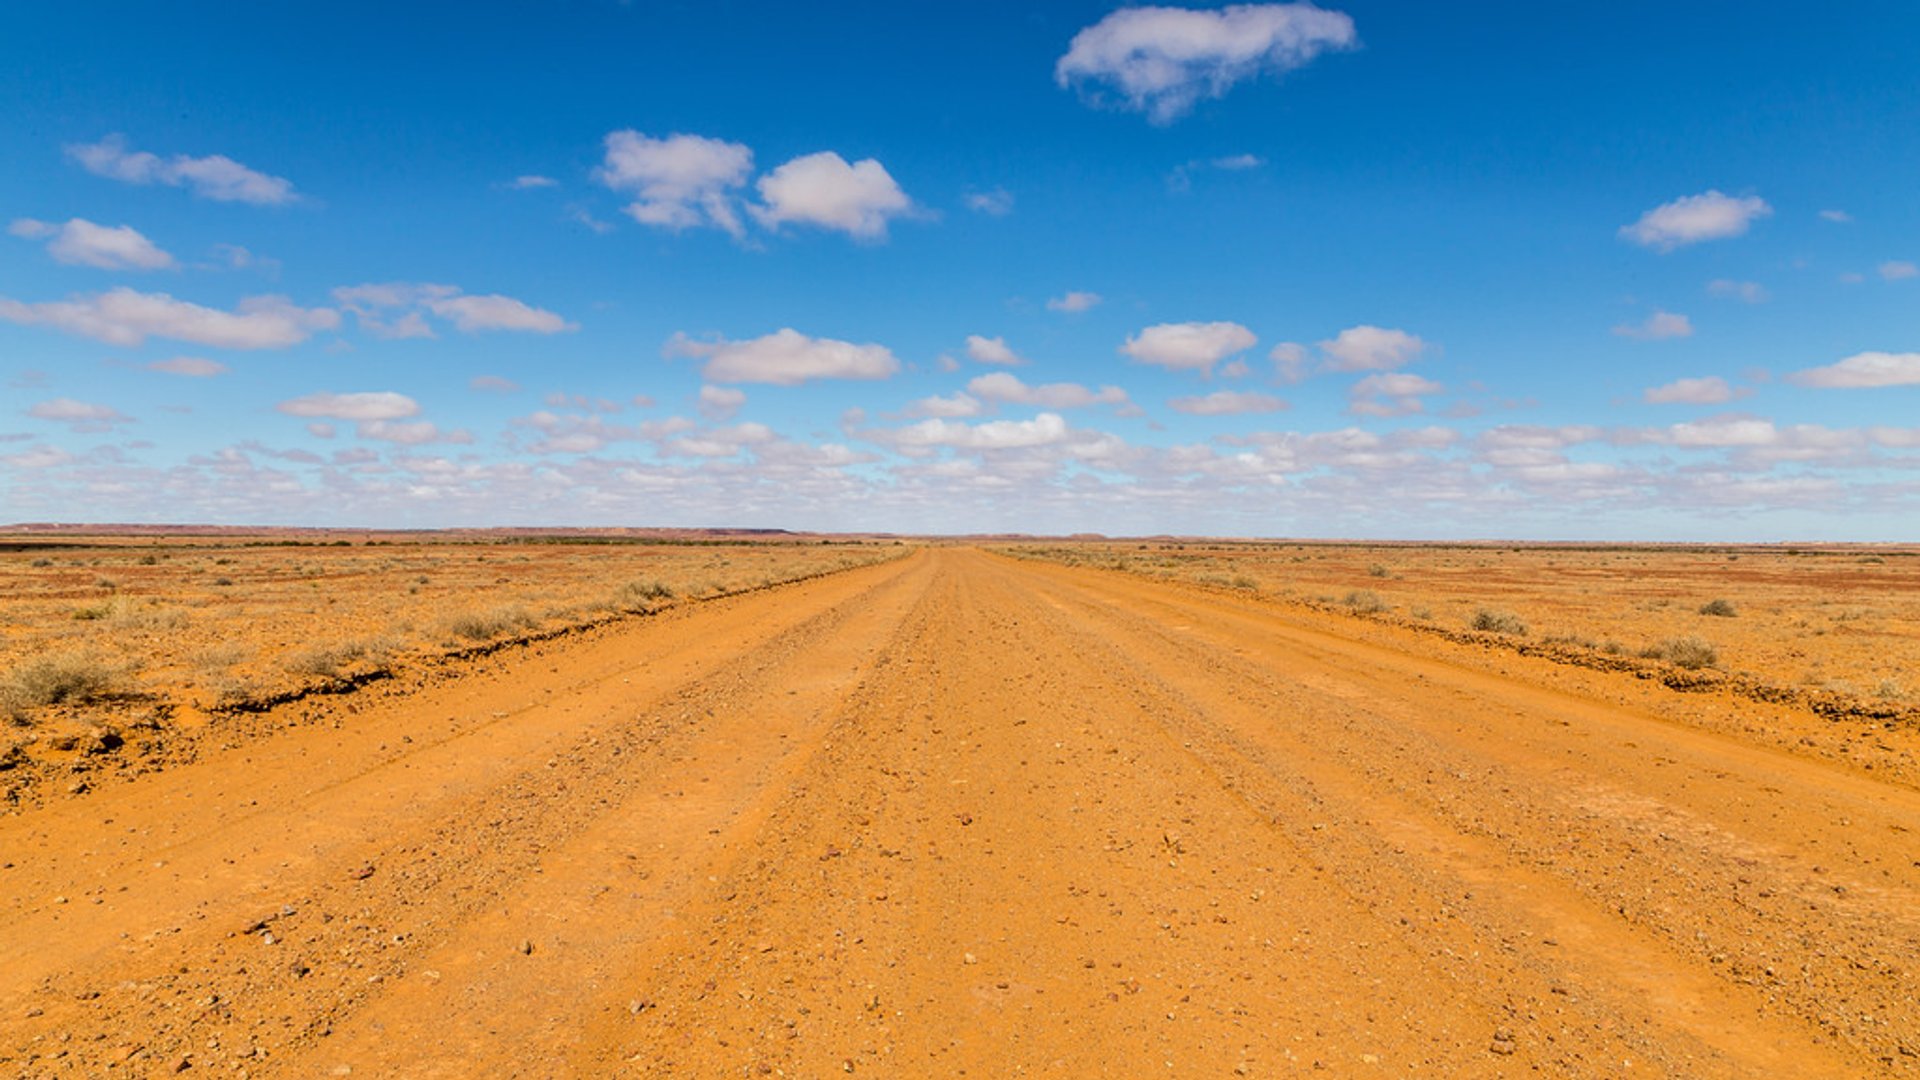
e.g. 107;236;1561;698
2;652;125;717
1367;563;1391;578
29;557;51;568
1230;574;1258;590
1470;607;1528;635
447;605;539;641
72;601;117;621
1640;636;1718;670
283;639;390;678
1698;598;1738;617
1343;589;1387;614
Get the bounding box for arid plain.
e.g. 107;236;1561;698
2;534;1918;1076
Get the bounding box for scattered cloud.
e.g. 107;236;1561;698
1819;209;1853;224
752;151;913;240
331;282;575;336
1046;290;1102;313
65;134;297;205
1168;152;1266;191
508;175;558;190
1348;372;1441;417
1612;310;1693;340
595;130;753;237
9;217;176;270
965;334;1026;366
0;288;338;348
1120;320;1256;373
1269;341;1309;381
1789;352;1920;389
698;384;747;420
1878;260;1918;281
963;187;1014;216
277;391;420;421
1644;375;1735;405
967;371;1129;410
1706;279;1768;304
147;356;228;378
902;392;984;419
28;397;132;432
469;375;521;393
1318;325;1425;371
667;328;901;386
890;412;1072;451
1056;3;1359;124
1168;389;1287;415
1620;190;1771;251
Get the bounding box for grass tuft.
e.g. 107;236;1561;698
1470;607;1528;635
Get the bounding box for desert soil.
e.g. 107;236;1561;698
3;547;1917;1077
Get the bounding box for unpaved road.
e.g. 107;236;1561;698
4;548;1917;1077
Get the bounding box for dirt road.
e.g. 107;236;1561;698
4;548;1917;1077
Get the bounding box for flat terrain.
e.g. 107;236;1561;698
3;547;1918;1076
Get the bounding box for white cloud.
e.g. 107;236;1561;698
331;282;575;336
892;412;1072;451
1056;3;1358;123
469;375;520;393
1;444;74;469
1644;375;1734;405
508;175;558;190
1706;279;1768;303
1667;416;1777;447
753;151;913;239
595;130;754;237
10;217;175;270
1819;209;1853;224
1620;191;1771;251
1612;310;1693;340
357;420;473;446
1789;352;1920;389
28;397;132;432
66;134;297;205
964;187;1014;216
903;392;984;419
1168;389;1287;415
277;391;420;421
1878;260;1918;281
965;334;1026;365
698;384;747;420
967;371;1129;410
668;328;901;385
1121;320;1256;373
1046;290;1102;313
1348;372;1441;417
148;356;228;377
1318;325;1425;371
1269;341;1309;381
0;288;338;348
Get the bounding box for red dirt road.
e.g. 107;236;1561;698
3;548;1916;1076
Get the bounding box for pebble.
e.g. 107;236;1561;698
518;939;534;955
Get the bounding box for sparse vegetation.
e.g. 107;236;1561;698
283;639;392;678
1641;636;1718;670
3;651;126;718
1470;607;1528;635
1343;589;1388;614
447;605;541;642
1698;598;1738;617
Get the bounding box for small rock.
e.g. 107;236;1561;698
347;865;375;881
962;952;977;965
518;940;534;956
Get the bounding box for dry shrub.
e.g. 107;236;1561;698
3;651;126;718
447;605;539;642
1697;598;1738;617
1641;636;1718;670
1343;589;1387;614
282;638;391;678
1470;607;1528;635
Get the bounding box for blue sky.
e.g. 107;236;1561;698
2;1;1916;538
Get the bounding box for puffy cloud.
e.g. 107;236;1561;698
964;187;1014;216
1620;191;1771;251
595;130;754;237
1612;310;1693;340
65;134;297;205
1056;3;1358;123
1168;389;1287;415
1644;375;1735;405
331;282;575;336
1348;372;1441;417
968;372;1130;410
147;356;228;377
1269;341;1309;381
752;152;913;239
891;412;1072;451
1;444;75;469
1706;279;1768;303
0;288;338;348
667;422;776;459
357;420;473;446
276;391;420;422
1666;416;1777;447
1879;260;1918;282
28;397;132;432
902;392;984;419
1789;352;1920;389
668;328;901;386
1317;325;1425;371
965;334;1026;365
1120;320;1256;373
9;217;175;270
698;384;747;420
1047;290;1102;313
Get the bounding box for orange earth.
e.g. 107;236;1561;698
2;545;1918;1076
